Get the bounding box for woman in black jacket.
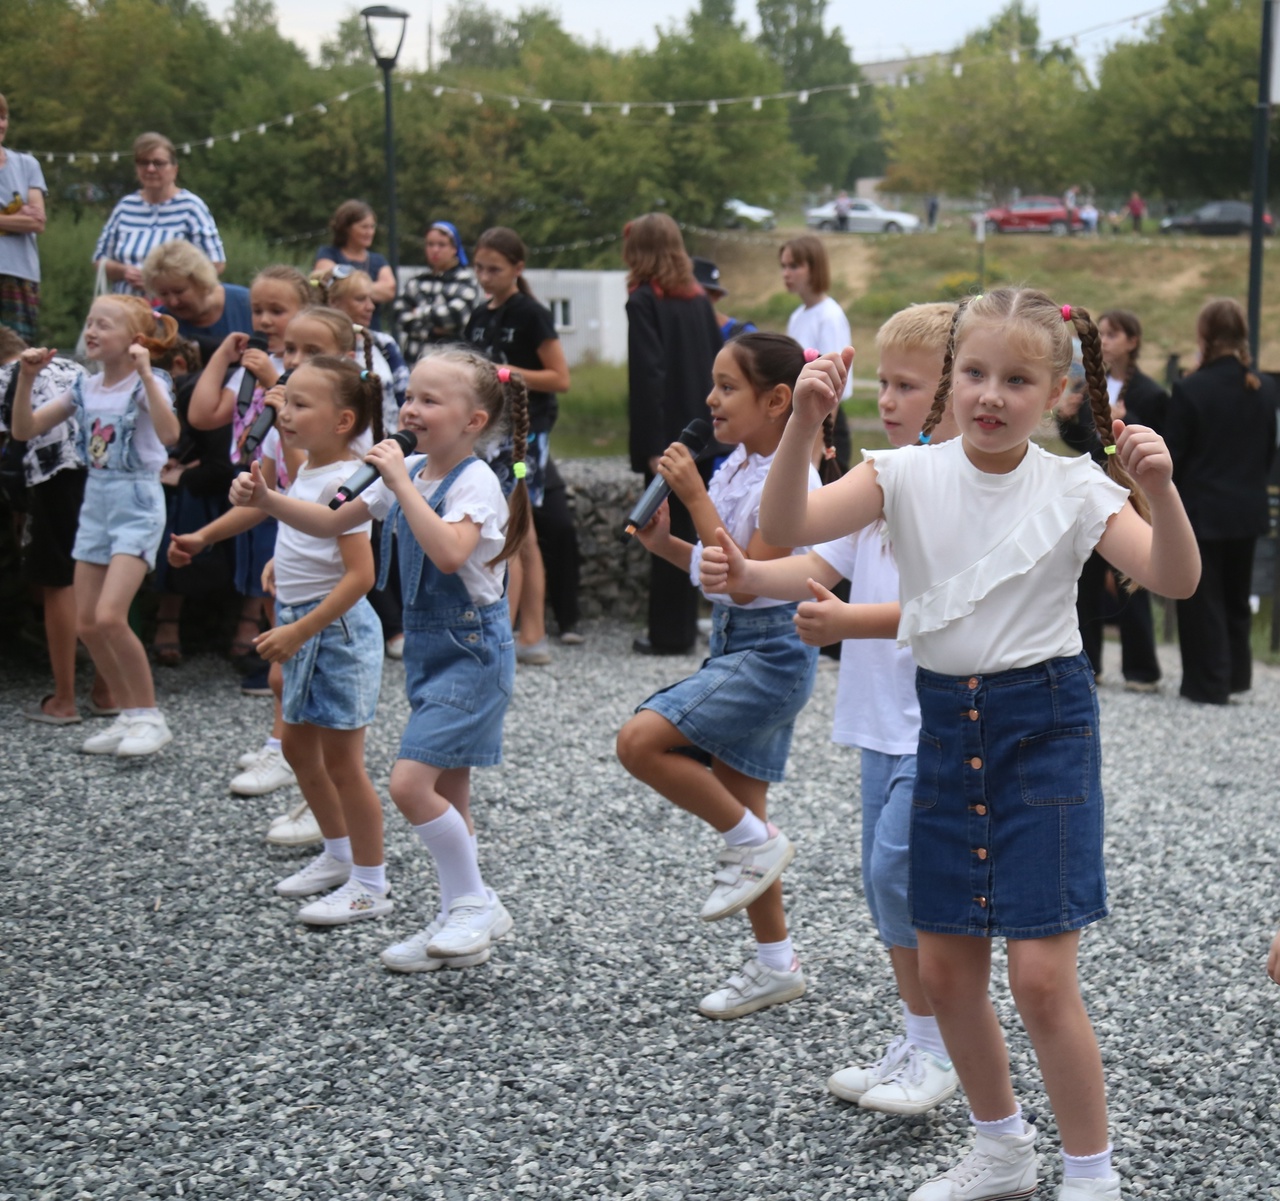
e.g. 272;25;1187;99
624;213;723;655
1165;298;1278;703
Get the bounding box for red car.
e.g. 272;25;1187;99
980;196;1085;235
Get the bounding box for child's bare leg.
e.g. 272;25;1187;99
516;535;546;648
281;722;347;839
76;556;154;708
1008;932;1108;1154
320;726;383;867
888;946;933;1014
437;767;473;830
42;584;80;716
917;931;1017;1119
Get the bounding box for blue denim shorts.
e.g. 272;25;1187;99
72;472;166;569
400;598;514;768
860;749;917;949
639;603;818;782
234;519;278;597
910;653;1108;939
276;596;383;729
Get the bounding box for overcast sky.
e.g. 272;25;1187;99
205;0;1161;73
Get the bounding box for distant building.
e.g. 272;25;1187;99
524;269;629;366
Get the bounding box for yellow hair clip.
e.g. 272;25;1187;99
513;461;528;479
1104;445;1117;455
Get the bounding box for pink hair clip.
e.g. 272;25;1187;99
803;348;820;362
1061;305;1073;322
497;367;511;383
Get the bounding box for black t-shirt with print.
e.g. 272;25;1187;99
464;291;560;434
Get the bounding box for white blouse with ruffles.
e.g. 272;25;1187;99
866;439;1129;675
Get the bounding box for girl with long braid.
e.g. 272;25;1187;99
759;288;1200;1201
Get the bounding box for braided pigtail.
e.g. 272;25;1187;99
490;368;532;566
819;412;843;484
354;325;375;376
920;300;965;442
308;274;331;306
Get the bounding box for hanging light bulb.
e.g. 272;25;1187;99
620;103;630;116
402;79;412;92
90;153;99;164
433;85;445;97
205;137;214;148
582;102;592;116
314;103;327;114
953;62;963;77
665;103;675;116
338;91;350;102
848;85;860;99
68;153;76;163
231;130;241;142
284;114;294;127
257;123;267;135
1010;47;1020;64
183;142;193;153
797;90;809;104
541;99;553;112
752;96;763;110
473;92;483;104
510;97;520;109
111;152;119;163
708;100;718;114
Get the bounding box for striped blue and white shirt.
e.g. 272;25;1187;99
92;189;225;295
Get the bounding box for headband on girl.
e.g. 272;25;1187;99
803;348;820;362
1061;305;1073;322
431;221;468;266
497;367;511;383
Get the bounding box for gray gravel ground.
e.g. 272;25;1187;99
3;630;1280;1200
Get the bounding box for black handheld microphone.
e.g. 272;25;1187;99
238;369;293;465
234;332;270;415
329;429;419;510
622;418;713;537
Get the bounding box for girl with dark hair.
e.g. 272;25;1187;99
314;200;397;331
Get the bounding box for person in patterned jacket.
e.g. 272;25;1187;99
393;221;479;364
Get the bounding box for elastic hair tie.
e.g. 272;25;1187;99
803;348;820;362
1061;305;1073;322
512;461;527;479
497;367;511;383
918;433;931;444
1104;444;1117;455
360;370;369;380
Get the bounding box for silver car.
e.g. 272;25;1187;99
805;198;919;234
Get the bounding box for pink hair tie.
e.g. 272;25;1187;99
497;367;511;383
1061;305;1073;322
803;348;820;362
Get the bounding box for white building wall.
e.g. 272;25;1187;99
524;270;629;366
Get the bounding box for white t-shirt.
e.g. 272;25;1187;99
1106;375;1123;407
362;456;509;605
815;527;921;755
787;297;853;400
273;458;373;605
866;439;1129;675
80;372;171;472
689;444;820;608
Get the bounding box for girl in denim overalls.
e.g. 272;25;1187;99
235;347;530;973
761;290;1200;1201
13;295;181;758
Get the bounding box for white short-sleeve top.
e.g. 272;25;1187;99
865;439;1129;675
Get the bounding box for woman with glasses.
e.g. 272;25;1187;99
92;133;225;297
314;200;397;331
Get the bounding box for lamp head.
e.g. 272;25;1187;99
361;5;409;69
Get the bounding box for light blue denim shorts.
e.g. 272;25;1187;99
639;603;818;782
276;596;383;729
860;749;917;950
72;472;166;570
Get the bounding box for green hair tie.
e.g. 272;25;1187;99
1104;444;1117;455
512;461;528;479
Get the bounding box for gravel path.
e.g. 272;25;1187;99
3;630;1279;1199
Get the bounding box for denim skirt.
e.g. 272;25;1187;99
276;596;383;729
639;603;818;782
910;653;1108;939
399;598;514;769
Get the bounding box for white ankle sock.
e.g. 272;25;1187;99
323;836;352;864
351;863;387;894
755;936;795;972
971;1108;1025;1138
723;810;769;847
414;808;486;912
1061;1147;1112;1179
124;707;160;719
265;737;282;753
902;1003;949;1060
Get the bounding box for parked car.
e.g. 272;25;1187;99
724;198;776;230
805;198;919;234
979;196;1084;235
1160;201;1272;237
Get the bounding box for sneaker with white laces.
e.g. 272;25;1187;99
274;851;351;898
265;801;323;847
229;746;295;796
827;1034;914;1102
1058;1176;1121;1200
699;828;795;922
697;956;807;1019
426;892;513;958
859;1046;959;1115
297;878;393;926
380;919;492;972
81;714;133;755
909;1123;1038;1201
115;714;173;757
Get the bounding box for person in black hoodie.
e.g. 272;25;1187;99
1165;298;1278;703
624;214;723;655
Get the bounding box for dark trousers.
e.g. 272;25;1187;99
1075;550;1161;683
1176;537;1256;704
646;480;699;652
534;472;581;633
367;520;403;640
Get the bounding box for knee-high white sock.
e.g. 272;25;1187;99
902;1002;949;1060
1061;1147;1113;1180
414;808;486;912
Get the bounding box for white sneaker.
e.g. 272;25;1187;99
265;801;322;847
274;850;351;898
230;747;295;796
115;714;173;757
859;1046;959;1114
699;828;795;921
82;714;133;754
1059;1177;1121;1200
697;956;806;1020
237;746;265;770
426;892;513;958
909;1123;1038;1201
297;878;393;926
380;919;492;972
827;1034;913;1102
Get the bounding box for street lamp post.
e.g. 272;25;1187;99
362;5;409;325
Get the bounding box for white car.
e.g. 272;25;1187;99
724;198;776;230
806;199;919;234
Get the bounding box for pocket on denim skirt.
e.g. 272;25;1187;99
912;732;942;808
1018;727;1093;805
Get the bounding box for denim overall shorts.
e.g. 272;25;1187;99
377;455;515;768
70;372;167;569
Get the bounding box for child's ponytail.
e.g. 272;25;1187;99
920;299;966;443
108;295;180;361
491;367;531;567
305;355;383;445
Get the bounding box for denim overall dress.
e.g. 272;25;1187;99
377;455;515;769
69;371;168;569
